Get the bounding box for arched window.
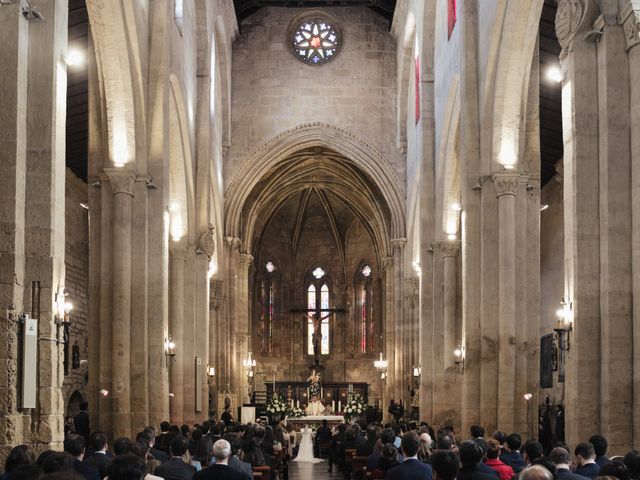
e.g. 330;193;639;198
306;274;330;355
357;264;373;354
259;261;276;355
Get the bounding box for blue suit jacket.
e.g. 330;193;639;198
575;463;601;479
385;458;433;480
556;467;592;480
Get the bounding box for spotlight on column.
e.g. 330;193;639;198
451;203;462;212
100;389;109;397
524;393;533;400
546;66;564;83
454;346;465;373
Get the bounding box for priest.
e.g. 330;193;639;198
306;395;326;416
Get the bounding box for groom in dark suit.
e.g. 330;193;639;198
385;431;432;480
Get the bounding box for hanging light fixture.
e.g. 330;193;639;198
374;352;388;380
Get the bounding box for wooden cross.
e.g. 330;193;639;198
291;303;345;367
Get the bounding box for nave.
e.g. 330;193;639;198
289;461;340;480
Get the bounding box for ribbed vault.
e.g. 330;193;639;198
241;148;393;280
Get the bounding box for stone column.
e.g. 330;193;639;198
493;172;519;433
104;168;135;439
442;241;460;374
556;0;601;444
169;246;186;423
459;0;482;436
383;257;397;419
223;237;241;394
238;253;253;404
209;280;223;416
391;239;406;402
625;4;640;446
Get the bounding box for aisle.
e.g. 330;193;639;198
288;460;344;480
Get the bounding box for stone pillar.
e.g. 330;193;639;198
104;168;135;439
556;0;601;444
383;256;397;419
493;172;519;432
238;253;253;404
169;246;186;423
391;239;406;402
209;280;223;416
442;241;460;375
595;13;633;450
459;0;482;435
626;4;640;447
223;237;241;394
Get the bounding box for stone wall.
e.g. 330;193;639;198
227;7;400;186
539;168;565;405
62;170;89;415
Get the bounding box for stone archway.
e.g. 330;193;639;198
67;390;86;417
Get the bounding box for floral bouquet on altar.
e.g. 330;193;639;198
344;394;367;420
307;370;321;397
265;395;288;415
287;405;305;418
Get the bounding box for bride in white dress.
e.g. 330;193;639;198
293;426;323;463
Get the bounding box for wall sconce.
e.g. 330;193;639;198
54;287;72;344
412;365;421;387
164;337;177;364
243;352;256;380
374;352;388;380
454;346;465;373
207;366;216;378
554;296;573;351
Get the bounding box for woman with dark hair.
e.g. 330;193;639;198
127;441;161;478
105;453;147;480
191;436;213;470
374;444;400;479
0;445;36;479
599;461;631;480
624;451;640;480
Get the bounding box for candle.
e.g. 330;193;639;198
297;400;300;409
332;400;335;412
307;387;309;398
321;387;323;398
338;400;341;412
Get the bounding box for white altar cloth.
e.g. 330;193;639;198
286;415;345;424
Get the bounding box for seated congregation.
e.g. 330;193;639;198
0;418;635;480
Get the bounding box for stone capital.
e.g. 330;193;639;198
493;172;520;197
224;236;241;252
555;0;600;58
622;2;640;50
239;253;254;269
441;240;461;258
197;224;216;259
391;237;406;255
103;168;135;196
383;256;394;270
169;244;188;260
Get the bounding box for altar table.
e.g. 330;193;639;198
285;415;345;426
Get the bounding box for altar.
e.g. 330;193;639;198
286;415;345;426
267;381;369;407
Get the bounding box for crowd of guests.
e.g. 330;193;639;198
2;410;640;480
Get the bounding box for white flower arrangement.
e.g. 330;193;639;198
344;394;367;418
265;394;288;414
287;406;305;418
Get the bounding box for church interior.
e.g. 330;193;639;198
2;0;640;473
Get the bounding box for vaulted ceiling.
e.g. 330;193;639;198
233;0;397;25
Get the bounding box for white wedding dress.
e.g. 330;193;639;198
293;427;323;463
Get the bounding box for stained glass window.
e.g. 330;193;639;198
307;283;330;355
259;264;276;355
313;267;325;279
447;0;457;39
357;265;372;354
292;18;340;65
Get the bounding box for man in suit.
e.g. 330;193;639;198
315;419;333;457
138;428;170;463
224;434;254;479
549;447;591;480
366;429;397;473
499;434;525;474
64;434;101;480
74;401;90;440
574;443;601;479
155;436;197;480
221;405;234;426
195;439;251;480
456;440;500;480
431;450;460;480
84;432;111;478
385;431;432;480
588;435;610;467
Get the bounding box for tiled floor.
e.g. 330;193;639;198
287;459;344;480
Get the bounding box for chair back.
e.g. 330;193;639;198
254;465;272;480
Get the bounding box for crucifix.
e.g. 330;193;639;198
291;303;345;370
